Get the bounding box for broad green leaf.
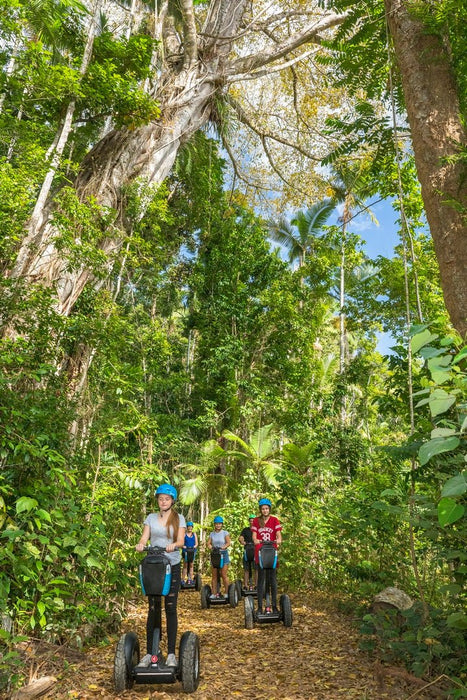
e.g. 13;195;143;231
24;543;41;557
446;612;467;630
445;550;467;561
427;356;452;384
419;346;446;359
413;388;430;397
380;488;402;497
439;583;462;595
428;354;451;368
441;473;467;498
63;536;78;547
428;389;456;417
16;497;38;514
430;428;456;438
411;329;439;353
86;556;103;569
438;498;464;526
410;323;430;336
74;545;89;557
452;347;467;365
418;436;460;465
37;601;46;616
461;415;467;434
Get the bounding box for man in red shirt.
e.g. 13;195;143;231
251;498;282;613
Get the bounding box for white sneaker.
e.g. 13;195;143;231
137;654;152;667
166;653;177;667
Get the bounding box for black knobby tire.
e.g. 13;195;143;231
114;631;139;692
200;584;211;609
244;595;254;630
228;582;239;608
195;573;203;591
178;631;200;693
235;579;242;599
280;593;293;627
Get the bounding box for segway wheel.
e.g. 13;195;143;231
200;584;211;609
280;593;293;627
235;578;242;599
228;582;239;608
179;631;200;693
244;595;254;630
114;631;139;692
195;573;202;591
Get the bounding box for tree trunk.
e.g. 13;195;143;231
10;72;217;314
385;0;467;337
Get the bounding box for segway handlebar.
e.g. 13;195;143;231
141;545;180;553
257;540;278;546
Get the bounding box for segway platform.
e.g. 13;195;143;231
200;583;238;608
181;572;202;591
133;657;177;684
255;608;281;623
114;630;200;692
235;579;257;598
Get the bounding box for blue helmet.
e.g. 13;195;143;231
259;498;272;508
186;521;194;527
155;483;177;501
213;515;224;524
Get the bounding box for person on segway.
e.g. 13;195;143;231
135;483;186;668
182;521;198;584
251;498;282;614
239;515;257;590
207;516;231;597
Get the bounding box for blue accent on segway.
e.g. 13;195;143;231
139;548;172;596
258;544;277;569
210;548;224;569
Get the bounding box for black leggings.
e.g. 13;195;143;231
257;566;277;610
146;562;181;655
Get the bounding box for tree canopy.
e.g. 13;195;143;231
0;0;466;695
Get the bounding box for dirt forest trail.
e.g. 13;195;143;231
25;588;444;700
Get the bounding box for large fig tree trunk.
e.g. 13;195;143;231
7;1;347;317
13;71;216;314
385;0;467;337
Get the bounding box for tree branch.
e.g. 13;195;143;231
227;12;348;77
226;94;321;162
228;47;319;83
180;0;198;69
260;134;311;201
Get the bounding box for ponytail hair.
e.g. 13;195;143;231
166;508;180;541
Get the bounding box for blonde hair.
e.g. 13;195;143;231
166;508;180;541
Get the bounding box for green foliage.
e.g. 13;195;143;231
361;602;467;680
80;32;160;128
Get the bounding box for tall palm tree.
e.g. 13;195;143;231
326;163;374;378
268;199;336;270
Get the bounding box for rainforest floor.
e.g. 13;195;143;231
12;589;452;700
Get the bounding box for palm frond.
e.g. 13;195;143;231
249;424;276;460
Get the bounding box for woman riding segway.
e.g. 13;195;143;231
182;521;199;585
207;516;231;597
135;483;185;668
239;515;257;591
251;498;282;614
